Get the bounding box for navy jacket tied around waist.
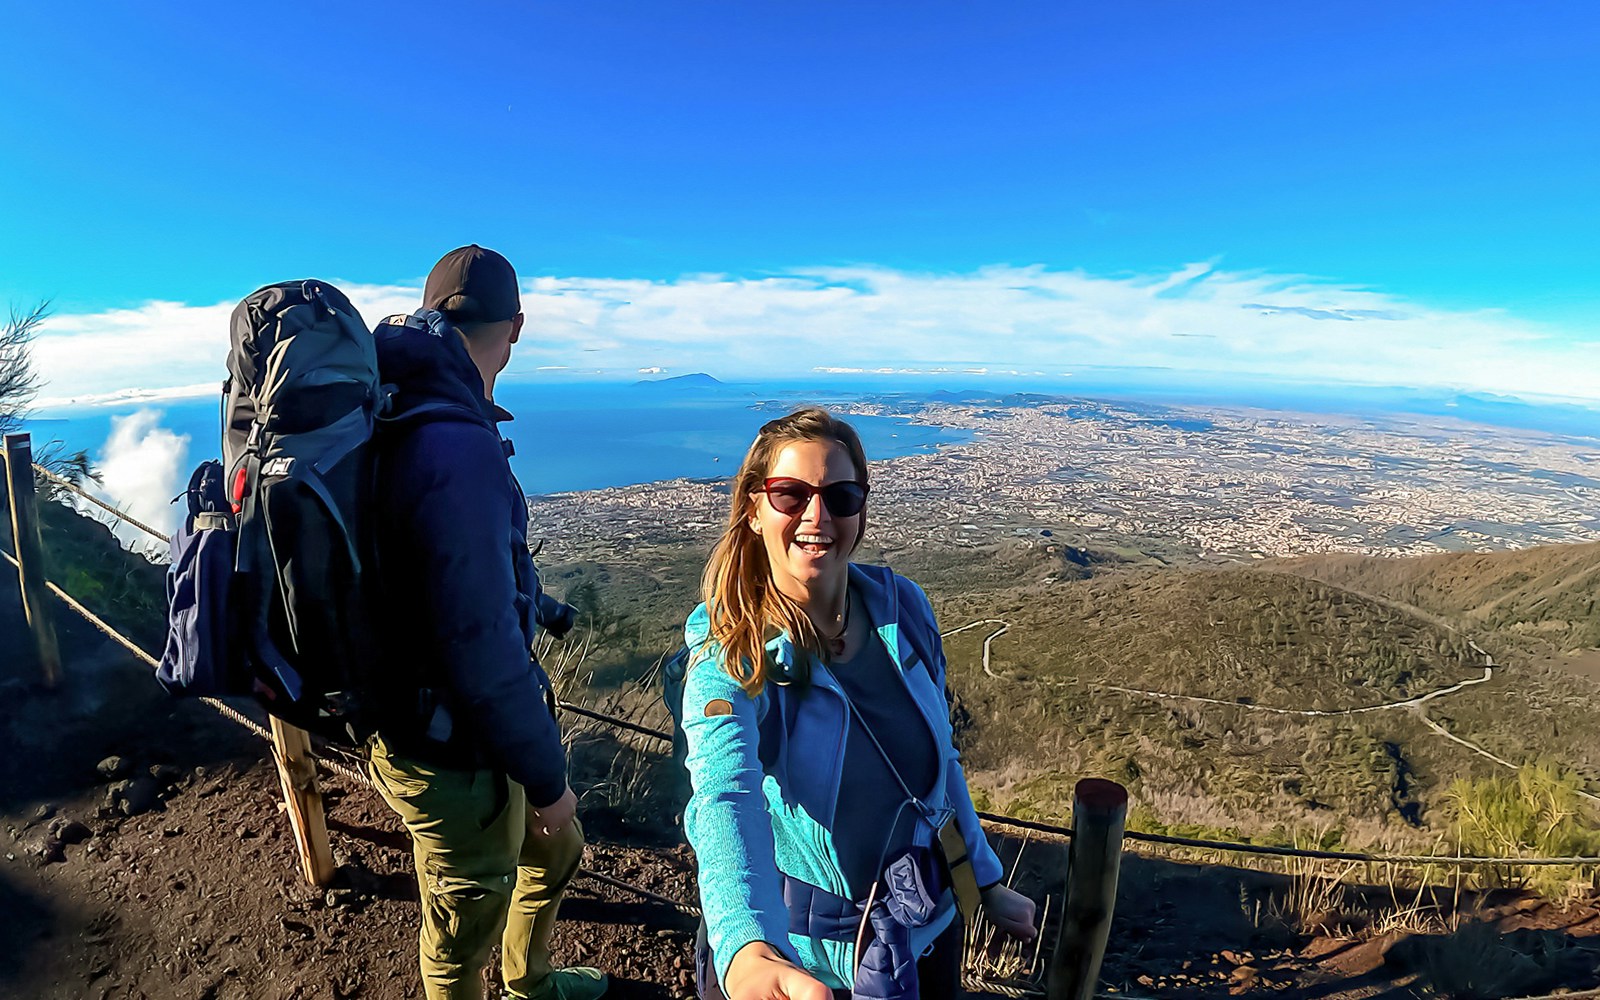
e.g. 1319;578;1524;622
784;847;951;1000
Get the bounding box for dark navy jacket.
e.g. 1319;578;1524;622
370;317;568;808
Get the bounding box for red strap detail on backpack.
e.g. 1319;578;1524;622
231;468;248;514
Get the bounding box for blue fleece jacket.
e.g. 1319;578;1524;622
369;315;569;808
681;564;1004;990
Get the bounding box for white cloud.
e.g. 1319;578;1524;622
29;263;1600;404
91;410;189;553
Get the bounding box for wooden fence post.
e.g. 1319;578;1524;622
4;433;63;688
269;716;336;887
1046;778;1128;1000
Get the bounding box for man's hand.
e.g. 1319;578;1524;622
725;941;830;1000
528;784;577;838
546;602;578;640
980;884;1038;941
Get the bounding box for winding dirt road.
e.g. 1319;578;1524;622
939;613;1600;805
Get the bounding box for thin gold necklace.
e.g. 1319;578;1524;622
822;591;852;658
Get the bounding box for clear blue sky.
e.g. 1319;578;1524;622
4;2;1599;404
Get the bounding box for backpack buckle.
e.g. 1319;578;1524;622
193;512;234;532
414;308;455;340
301;280;334;314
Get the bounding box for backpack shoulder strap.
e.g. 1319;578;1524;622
755;680;787;772
890;569;941;686
375;394;481;431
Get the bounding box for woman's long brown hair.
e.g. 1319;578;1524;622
699;407;870;696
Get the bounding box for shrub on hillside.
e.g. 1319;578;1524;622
1448;761;1600;896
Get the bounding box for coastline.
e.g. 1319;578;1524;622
28;388;1600;567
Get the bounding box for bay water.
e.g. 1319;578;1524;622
24;377;971;497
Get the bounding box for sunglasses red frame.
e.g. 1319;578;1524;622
757;477;870;517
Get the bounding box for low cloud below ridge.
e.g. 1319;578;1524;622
93;410;189;553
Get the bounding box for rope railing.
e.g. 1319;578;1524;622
26;460;172;545
13;463;1600;866
975;810;1600;867
575;865;701;919
556;701;673;743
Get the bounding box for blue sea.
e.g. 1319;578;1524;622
23;369;1599;498
23;377;973;496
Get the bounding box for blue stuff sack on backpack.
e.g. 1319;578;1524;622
157;459;247;697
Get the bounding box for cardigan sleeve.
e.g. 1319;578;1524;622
680;642;799;988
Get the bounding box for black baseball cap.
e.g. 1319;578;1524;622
423;245;521;324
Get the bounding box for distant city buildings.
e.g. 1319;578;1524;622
528;399;1600;563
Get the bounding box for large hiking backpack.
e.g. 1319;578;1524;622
158;279;390;744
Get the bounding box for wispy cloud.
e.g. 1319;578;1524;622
1240;303;1409;322
30;264;1600;404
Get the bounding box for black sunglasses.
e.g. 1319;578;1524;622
758;477;869;518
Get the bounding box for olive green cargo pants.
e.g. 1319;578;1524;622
369;735;584;1000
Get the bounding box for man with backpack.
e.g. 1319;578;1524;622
365;245;605;1000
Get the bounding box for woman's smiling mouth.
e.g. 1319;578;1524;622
793;532;834;554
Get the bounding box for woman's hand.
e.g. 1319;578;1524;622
726;941;832;1000
980;884;1038;941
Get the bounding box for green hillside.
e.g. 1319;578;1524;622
1278;541;1600;652
928;548;1600;850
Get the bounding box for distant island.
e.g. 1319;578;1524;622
633;372;722;388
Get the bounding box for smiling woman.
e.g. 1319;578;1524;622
714;418;871;679
678;407;1037;1000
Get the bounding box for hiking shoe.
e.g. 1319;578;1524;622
515;967;609;1000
